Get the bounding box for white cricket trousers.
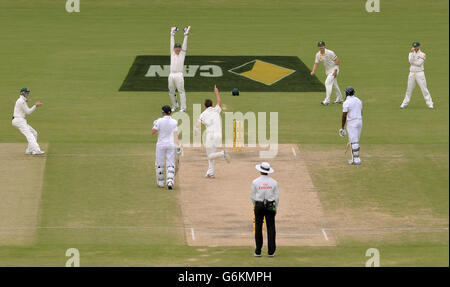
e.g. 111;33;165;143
347;119;363;164
346;119;363;144
12;118;41;153
402;71;433;107
155;144;176;187
204;132;224;176
168;72;186;110
324;72;343;104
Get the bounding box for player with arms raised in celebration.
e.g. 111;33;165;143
152;105;182;190
339;86;363;165
310;41;343;106
168;26;191;113
195;85;230;178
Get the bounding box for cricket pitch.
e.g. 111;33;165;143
178;144;335;246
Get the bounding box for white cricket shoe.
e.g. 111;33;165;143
348;159;361;165
32;150;45;155
429;105;434;109
179;109;186;113
254;253;262;257
25;150;32;155
223;150;230;163
205;173;215;179
171;105;179;112
333;100;343;104
400;104;407;109
321;101;330;106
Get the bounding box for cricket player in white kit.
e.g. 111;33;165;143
195;85;230;178
169;26;191;112
339;86;363;165
400;42;434;109
12;88;45;155
152;105;181;190
310;41;343;105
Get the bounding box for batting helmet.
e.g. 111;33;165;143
20;87;30;95
345;86;355;96
162;105;172;114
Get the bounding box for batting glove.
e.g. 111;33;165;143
339;128;347;137
183;26;191;35
171;27;179;35
176;146;183;155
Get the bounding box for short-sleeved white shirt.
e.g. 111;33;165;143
315;48;338;75
343;96;363;121
153;115;178;146
198;105;222;134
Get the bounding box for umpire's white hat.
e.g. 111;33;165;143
255;162;274;174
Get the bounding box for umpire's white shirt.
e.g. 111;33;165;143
198;105;222;135
315;49;338;75
343;96;362;122
409;50;426;72
251;175;279;208
14;95;36;118
153;116;178;146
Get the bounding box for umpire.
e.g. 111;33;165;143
251;162;279;257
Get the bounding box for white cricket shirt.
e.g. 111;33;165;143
198;105;222;134
409;50;426;72
315;48;338;75
343;96;363;122
251;175;279;208
153;115;178;146
13;95;36;118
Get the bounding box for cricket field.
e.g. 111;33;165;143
0;0;448;266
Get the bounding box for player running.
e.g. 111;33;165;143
310;41;344;106
152;105;182;190
339;86;363;165
400;42;434;109
12;88;45;155
194;85;230;178
168;26;191;113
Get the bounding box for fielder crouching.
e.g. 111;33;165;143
251;162;279;257
12;88;45;155
152;105;182;190
339;86;363;165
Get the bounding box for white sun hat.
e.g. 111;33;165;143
255;162;274;174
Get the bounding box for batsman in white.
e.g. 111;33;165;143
152;105;182;190
339;86;363;165
310;41;344;106
12;88;45;155
194;85;230;178
169;26;191;112
400;42;434;109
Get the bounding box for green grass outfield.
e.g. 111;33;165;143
0;0;448;266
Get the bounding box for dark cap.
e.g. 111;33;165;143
20;88;30;94
412;41;420;47
174;43;182;48
162;105;172;114
345;86;355;96
317;41;326;47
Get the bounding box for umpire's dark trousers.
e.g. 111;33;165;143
254;201;276;255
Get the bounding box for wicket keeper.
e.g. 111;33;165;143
169;26;190;112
